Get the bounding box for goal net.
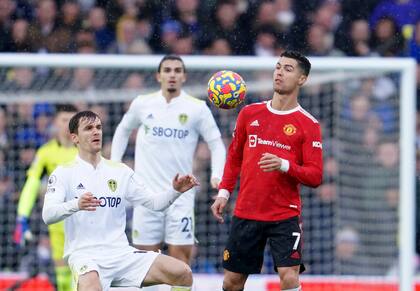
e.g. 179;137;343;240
0;54;415;291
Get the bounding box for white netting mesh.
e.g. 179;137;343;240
0;58;406;287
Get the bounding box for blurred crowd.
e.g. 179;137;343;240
0;0;418;59
0;0;419;282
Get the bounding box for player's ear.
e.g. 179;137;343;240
298;74;307;86
156;72;162;83
70;133;79;144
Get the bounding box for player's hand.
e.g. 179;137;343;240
258;153;282;172
13;216;33;247
78;192;100;211
173;174;200;193
211;197;228;223
210;177;221;189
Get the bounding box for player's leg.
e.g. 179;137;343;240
167;244;193;264
142;254;192;288
222;216;266;290
49;222;72;291
166;204;195;265
132;205;164;252
222;269;247;291
132;205;165;290
67;255;103;291
268;216;303;290
77;271;102;291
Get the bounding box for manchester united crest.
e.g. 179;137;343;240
223;249;230;261
283;124;297;136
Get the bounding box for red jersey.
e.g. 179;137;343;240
219;101;323;221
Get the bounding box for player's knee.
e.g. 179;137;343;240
222;277;245;291
174;263;193;286
279;267;299;288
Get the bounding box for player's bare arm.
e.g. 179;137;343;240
172;173;200;193
78;192;100;211
258;152;283;172
211;197;228;224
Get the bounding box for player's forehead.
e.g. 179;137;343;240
276;57;298;68
160;60;184;71
79;116;101;128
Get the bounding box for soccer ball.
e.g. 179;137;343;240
207;70;247;109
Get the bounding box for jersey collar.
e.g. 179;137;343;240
158;90;186;104
76;155;105;170
266;100;301;115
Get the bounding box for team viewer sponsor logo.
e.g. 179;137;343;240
248;134;291;150
249;135;257;147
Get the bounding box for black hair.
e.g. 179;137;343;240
55;104;78;114
157;54;186;73
280;50;311;76
69;111;99;134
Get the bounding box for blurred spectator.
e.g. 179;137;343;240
87;6;114;53
4;67;35;90
111;17;151;54
0;0;15;52
370;0;420;31
70;68;95;91
338;19;372;56
9;19;32;52
123;72;145;90
59;1;82;34
274;0;296;32
172;32;194;55
371;16;404;56
203;37;232;55
335;226;361;275
160;20;181;53
305;24;344;56
171;0;202;38
253;25;280;56
0;107;10;150
0;169;18;271
408;20;420;62
202;0;250;54
27;0;72;53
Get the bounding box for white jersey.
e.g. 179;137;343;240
42;156;181;259
111;90;224;207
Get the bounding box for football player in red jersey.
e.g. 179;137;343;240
211;51;323;291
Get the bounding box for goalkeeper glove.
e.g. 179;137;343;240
13;216;33;247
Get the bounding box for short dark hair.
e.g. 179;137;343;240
69;111;100;134
280;50;311;76
157;55;186;73
55;104;78;114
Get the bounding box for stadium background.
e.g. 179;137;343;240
0;0;419;290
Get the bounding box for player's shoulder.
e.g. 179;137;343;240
182;93;206;106
241;101;267;115
297;106;320;124
102;158;133;173
133;91;160;104
37;139;58;152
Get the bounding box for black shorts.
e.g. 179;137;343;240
222;215;305;274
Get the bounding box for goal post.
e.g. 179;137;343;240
0;54;416;291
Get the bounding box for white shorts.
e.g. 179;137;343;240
132;203;195;245
68;246;159;291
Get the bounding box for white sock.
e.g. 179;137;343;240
282;286;301;291
171;286;191;291
140;286;160;291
